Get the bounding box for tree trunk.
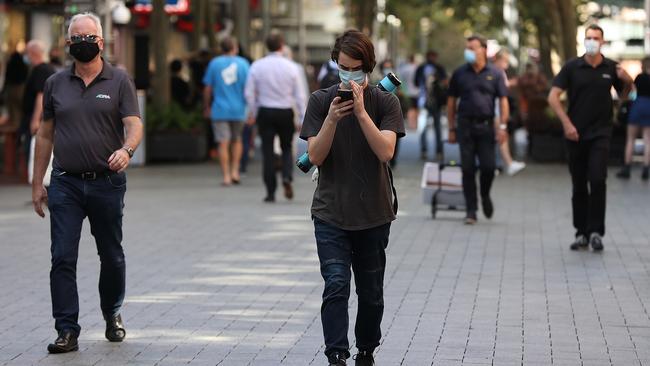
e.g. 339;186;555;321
205;0;218;51
353;0;374;35
191;0;206;52
557;0;577;60
546;0;565;61
533;14;554;80
151;0;170;109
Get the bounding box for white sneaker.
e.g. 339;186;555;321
507;161;526;176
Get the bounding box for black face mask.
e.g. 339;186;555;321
69;41;100;63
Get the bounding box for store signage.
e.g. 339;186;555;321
132;0;190;15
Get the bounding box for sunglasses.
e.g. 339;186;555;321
69;34;101;44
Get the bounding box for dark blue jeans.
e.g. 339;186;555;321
420;106;443;155
314;217;390;359
47;170;127;335
458;119;496;214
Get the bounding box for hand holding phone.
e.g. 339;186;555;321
336;89;353;102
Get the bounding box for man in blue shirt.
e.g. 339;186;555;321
203;37;250;186
447;35;509;225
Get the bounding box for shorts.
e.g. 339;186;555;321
628;96;650;127
212;120;244;143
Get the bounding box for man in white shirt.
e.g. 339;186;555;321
245;33;306;202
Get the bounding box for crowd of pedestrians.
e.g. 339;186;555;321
0;8;645;366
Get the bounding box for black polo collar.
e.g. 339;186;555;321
465;62;489;74
577;54;612;69
67;58;114;80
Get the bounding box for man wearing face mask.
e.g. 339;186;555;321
300;30;404;366
548;24;632;252
447;34;509;225
31;12;143;353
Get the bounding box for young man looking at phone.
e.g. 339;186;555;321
300;30;405;365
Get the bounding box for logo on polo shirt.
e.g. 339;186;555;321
96;94;111;99
602;74;612;79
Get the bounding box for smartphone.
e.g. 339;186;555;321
336;89;353;102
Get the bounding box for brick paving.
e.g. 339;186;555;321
1;135;650;365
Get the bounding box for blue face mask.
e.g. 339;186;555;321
23;54;30;66
464;49;476;64
339;68;366;88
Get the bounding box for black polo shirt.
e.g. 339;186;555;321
43;59;140;173
448;63;508;119
552;55;623;140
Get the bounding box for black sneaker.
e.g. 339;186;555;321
590;233;604;251
353;350;375;366
464;211;477;225
570;235;589;250
328;352;347;365
642;166;649;181
482;195;494;219
617;165;631;179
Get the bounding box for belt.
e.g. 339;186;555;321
460;117;492;124
65;171;114;180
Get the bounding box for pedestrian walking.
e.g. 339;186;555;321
20;40;56;163
245;32;306;202
415;50;447;160
492;49;526;176
548;24;632;251
617;56;650;180
447;34;509;225
203;37;250;186
170;59;192;110
398;54;420;129
31;12;143;353
300;30;404;366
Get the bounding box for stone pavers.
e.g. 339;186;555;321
1;135;650;365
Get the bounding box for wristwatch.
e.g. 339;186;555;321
499;124;507;130
122;145;135;158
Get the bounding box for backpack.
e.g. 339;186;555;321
425;64;447;108
319;62;340;89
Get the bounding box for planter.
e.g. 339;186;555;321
147;130;207;162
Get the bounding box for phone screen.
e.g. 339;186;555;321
337;89;353;102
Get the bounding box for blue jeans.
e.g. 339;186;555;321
47;170;127;335
314;217;390;359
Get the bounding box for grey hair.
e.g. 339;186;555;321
26;40;47;56
68;12;103;38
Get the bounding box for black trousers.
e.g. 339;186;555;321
257;107;295;198
566;137;610;237
458;119;496;214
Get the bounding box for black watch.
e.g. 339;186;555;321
122;146;135;158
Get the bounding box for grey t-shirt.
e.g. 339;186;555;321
43;60;140;173
300;85;405;230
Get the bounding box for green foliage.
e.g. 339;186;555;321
146;102;204;133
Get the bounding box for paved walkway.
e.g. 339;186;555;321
1;135;650;365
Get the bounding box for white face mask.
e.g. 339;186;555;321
584;39;601;56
